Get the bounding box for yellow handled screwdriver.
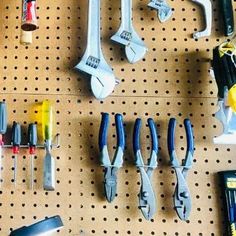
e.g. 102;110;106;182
42;100;55;191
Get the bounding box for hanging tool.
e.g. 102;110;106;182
10;215;64;236
28;123;37;190
0;102;7;187
192;0;212;39
219;171;236;236
168;118;194;221
11;122;21;187
211;41;236;144
148;0;172;23
111;0;148;64
219;0;234;36
21;0;38;31
42;100;55;191
74;0;118;100
99;113;125;202
133;118;158;220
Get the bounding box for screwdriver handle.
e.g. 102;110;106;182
28;123;37;155
12;122;21;154
0;102;7;135
42;100;53;141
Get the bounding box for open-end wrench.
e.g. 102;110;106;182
192;0;212;39
111;0;148;64
148;0;172;23
74;0;117;100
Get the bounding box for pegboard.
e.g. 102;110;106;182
0;0;235;235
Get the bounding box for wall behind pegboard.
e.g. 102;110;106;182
0;0;233;235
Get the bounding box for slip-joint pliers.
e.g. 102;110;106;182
99;113;125;203
133;118;158;220
168;118;195;221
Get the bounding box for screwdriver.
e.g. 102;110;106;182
42;100;55;191
28;123;37;190
11;122;21;187
0;102;7;187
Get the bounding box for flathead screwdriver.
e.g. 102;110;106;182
28;123;37;190
0;102;7;187
11;122;21;187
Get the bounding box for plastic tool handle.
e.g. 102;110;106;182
220;0;234;36
0;102;7;135
28;123;37;147
42;100;53;141
168;118;176;157
184;119;194;155
99;113;109;151
115;114;125;151
133;118;142;154
147;118;158;153
12;122;21;148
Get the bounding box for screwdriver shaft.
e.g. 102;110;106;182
14;155;17;187
0;146;2;188
30;154;34;190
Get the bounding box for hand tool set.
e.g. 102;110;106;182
218;171;236;236
98;114;195;221
20;0;38;45
0;101;59;190
10;215;63;236
168;118;195;221
211;39;236;144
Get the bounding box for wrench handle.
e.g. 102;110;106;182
121;0;133;31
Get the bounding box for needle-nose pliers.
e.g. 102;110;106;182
99;113;125;203
168;118;195;221
133;118;158;220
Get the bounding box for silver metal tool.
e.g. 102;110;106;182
0;102;7;187
111;0;148;64
192;0;212;39
74;0;117;100
148;0;172;23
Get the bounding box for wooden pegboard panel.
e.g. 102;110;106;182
0;0;234;235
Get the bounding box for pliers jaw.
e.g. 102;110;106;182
104;167;118;203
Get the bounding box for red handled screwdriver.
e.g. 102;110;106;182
28;123;37;189
11;122;21;187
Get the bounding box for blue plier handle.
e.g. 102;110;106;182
99;112;125;168
168;118;195;221
133;118;158;220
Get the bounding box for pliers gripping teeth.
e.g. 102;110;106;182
133;118;158;221
168;118;195;221
99;113;125;203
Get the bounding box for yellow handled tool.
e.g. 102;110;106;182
42;100;55;191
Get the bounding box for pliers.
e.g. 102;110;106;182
168;118;195;221
99;113;125;203
133;118;158;220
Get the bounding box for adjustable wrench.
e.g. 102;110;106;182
192;0;212;39
75;0;117;100
111;0;148;64
148;0;172;23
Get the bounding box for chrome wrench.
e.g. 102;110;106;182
75;0;117;100
148;0;172;23
111;0;148;64
192;0;212;39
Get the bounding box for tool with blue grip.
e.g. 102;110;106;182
133;118;158;220
168;118;195;221
99;113;125;203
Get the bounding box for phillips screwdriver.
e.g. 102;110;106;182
0;102;7;187
42;100;55;191
28;123;37;190
11;122;21;187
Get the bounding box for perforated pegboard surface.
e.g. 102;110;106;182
0;0;235;235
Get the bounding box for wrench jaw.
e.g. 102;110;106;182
192;0;212;39
111;28;148;64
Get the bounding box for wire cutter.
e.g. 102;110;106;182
99;113;125;203
167;118;195;221
133;118;158;220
